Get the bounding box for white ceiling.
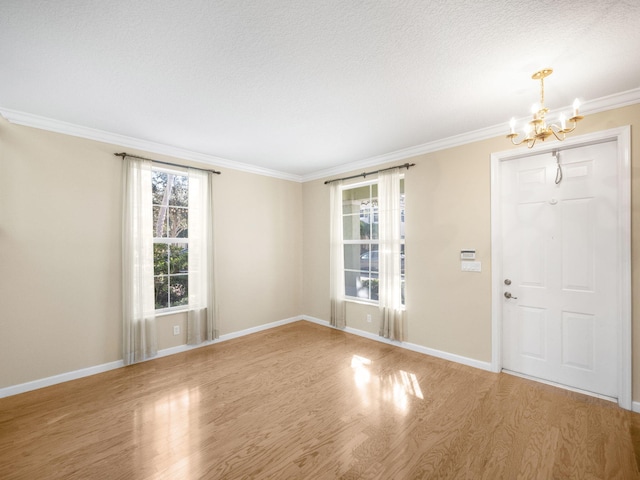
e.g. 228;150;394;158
2;1;640;179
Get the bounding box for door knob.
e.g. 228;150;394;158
504;292;518;299
504;279;512;285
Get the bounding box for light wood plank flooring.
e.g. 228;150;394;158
1;321;638;479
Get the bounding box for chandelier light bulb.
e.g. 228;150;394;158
572;98;581;117
559;113;567;131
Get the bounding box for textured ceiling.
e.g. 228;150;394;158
1;0;640;177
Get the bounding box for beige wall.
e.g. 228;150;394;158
0;118;302;388
1;104;638;402
302;142;494;361
302;103;640;400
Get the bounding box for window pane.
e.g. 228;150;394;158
169;244;188;274
342;215;366;240
154;276;169;309
345;271;371;300
169;275;188;306
169;175;189;207
153;206;169;237
342;185;370;214
344;244;380;273
152;171;168;205
400;243;405;275
344;244;366;271
343;216;380;241
168;207;188;238
344;270;379;301
370;184;378;240
369;276;379;301
370;249;379;272
154;243;168;275
361;212;374;240
370;210;378;240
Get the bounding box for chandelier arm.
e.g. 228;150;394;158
548;124;566;141
508;133;526;146
507;131;537;148
508;134;537;147
563;121;579;134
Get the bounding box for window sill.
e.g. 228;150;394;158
344;298;406;311
344;297;378;307
155;307;189;317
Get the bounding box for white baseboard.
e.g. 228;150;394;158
401;341;493;372
301;315;493;372
632;401;640;413
300;315;330;327
0;360;125;399
0;315;304;399
218;315;302;341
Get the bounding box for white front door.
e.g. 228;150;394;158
500;141;619;398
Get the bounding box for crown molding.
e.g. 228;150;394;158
301;124;505;183
0;108;303;183
579;87;640;115
301;86;640;182
2;87;638;184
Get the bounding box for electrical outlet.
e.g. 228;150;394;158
366;314;372;323
173;325;180;335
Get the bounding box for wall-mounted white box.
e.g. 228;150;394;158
461;261;481;272
460;249;476;260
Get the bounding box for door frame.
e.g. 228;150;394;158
490;126;632;410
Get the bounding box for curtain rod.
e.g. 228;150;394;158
323;162;415;185
114;152;222;175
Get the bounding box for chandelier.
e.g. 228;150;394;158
507;68;583;148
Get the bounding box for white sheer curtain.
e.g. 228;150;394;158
378;168;405;341
187;169;218;344
122;157;157;365
329;180;346;329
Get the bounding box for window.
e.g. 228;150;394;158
123;157;216;362
152;168;189;311
342;179;405;303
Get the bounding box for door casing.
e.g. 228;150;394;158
490;126;632;410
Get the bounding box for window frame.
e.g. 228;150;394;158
340;177;405;306
151;165;190;315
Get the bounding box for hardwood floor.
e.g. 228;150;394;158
1;320;638;479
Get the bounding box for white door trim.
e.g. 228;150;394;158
490;126;632;410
